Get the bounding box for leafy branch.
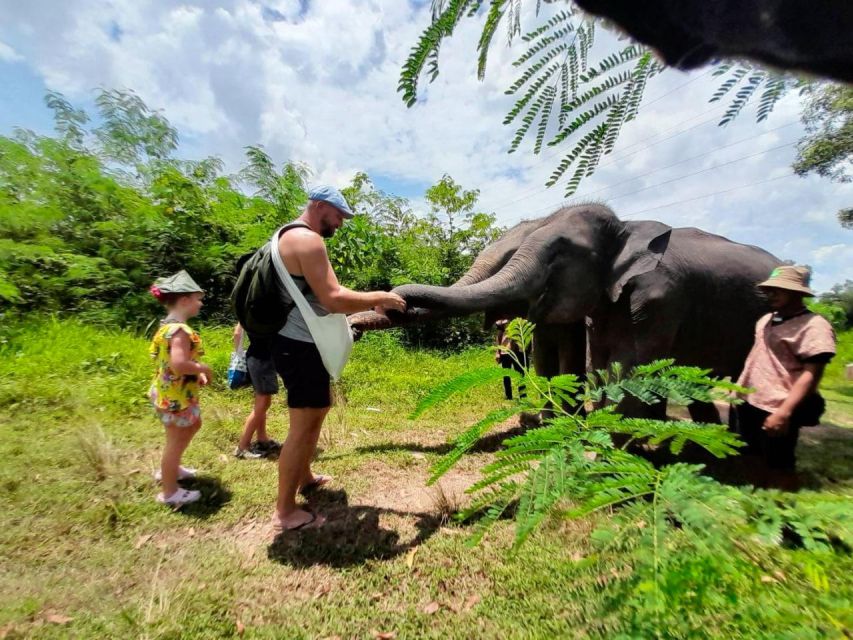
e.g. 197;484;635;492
400;1;805;197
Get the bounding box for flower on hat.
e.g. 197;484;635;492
150;285;162;298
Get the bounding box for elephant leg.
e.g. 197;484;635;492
531;324;565;423
688;401;722;424
557;322;587;379
617;396;668;420
558;322;587;414
532;322;587;421
533;324;561;378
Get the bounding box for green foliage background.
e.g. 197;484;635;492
0;90;502;348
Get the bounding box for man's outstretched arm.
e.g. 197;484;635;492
295;235;405;315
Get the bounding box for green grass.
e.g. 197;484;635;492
0;319;851;639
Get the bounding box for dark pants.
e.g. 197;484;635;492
499;353;526;400
734;402;801;472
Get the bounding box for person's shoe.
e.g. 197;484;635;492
234;446;263;460
251;439;282;455
153;466;197;483
156;488;201;508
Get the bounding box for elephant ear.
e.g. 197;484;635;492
607;221;672;302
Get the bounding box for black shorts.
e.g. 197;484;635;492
246;353;279;395
734;402;801;471
271;335;331;409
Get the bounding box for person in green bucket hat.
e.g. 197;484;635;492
734;265;836;490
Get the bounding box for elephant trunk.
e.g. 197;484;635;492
348;307;435;333
394;244;549;316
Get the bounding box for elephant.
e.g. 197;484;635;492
349;204;781;422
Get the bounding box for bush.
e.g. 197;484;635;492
808;300;848;330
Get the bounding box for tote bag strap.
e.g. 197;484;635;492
268;226;318;322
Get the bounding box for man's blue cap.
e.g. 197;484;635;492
308;185;354;218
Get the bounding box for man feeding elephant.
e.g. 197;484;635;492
735;266;836;490
272;187;406;530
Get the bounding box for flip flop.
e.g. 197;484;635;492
298;474;332;496
272;511;326;532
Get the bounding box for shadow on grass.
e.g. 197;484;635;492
358;415;853;493
355;422;532;458
267;488;443;568
176;475;232;519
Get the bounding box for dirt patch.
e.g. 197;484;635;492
348;459;480;513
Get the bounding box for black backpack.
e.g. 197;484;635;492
231;222;310;338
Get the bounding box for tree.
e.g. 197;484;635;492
792;84;852;228
424;174;501;283
0;90;306;327
400;2;808;197
240;144;310;222
820;280;853;328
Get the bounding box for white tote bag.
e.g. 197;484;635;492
269;227;353;381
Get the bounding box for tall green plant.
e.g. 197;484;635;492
413;318;852;630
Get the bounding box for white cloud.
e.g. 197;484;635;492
0;0;850;291
0;39;23;61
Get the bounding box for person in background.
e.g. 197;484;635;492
495;318;528;401
232;323;281;459
148;270;213;508
735;265;836;490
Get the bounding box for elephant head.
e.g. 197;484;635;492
349;204;672;332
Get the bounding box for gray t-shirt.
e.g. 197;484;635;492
278;274;329;343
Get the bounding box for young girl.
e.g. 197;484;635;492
148;270;213;508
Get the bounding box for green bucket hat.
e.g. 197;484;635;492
757;265;815;296
150;270;204;297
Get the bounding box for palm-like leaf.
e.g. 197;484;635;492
400;2;804;197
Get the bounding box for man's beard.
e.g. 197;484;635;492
320;222;336;238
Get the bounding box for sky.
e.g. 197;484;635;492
1;0;850;292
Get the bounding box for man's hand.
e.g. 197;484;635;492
374;292;406;316
199;373;209;386
763;410;791;436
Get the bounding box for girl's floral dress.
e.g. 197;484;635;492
149;322;204;413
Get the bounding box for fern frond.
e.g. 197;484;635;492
710;65;797;127
710;67;748;102
614;419;744;458
508;88;551;153
546;121;606;185
477;0;509;80
398;0;475;107
428;406;519;483
504;61;561;125
514;448;576;546
512;29;573;69
534;85;556;153
521;8;573;43
756;74;788;122
720;72;765;125
504;317;534;352
458;481;521;545
411;366;516;419
547;94;620;149
468;455;541;493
